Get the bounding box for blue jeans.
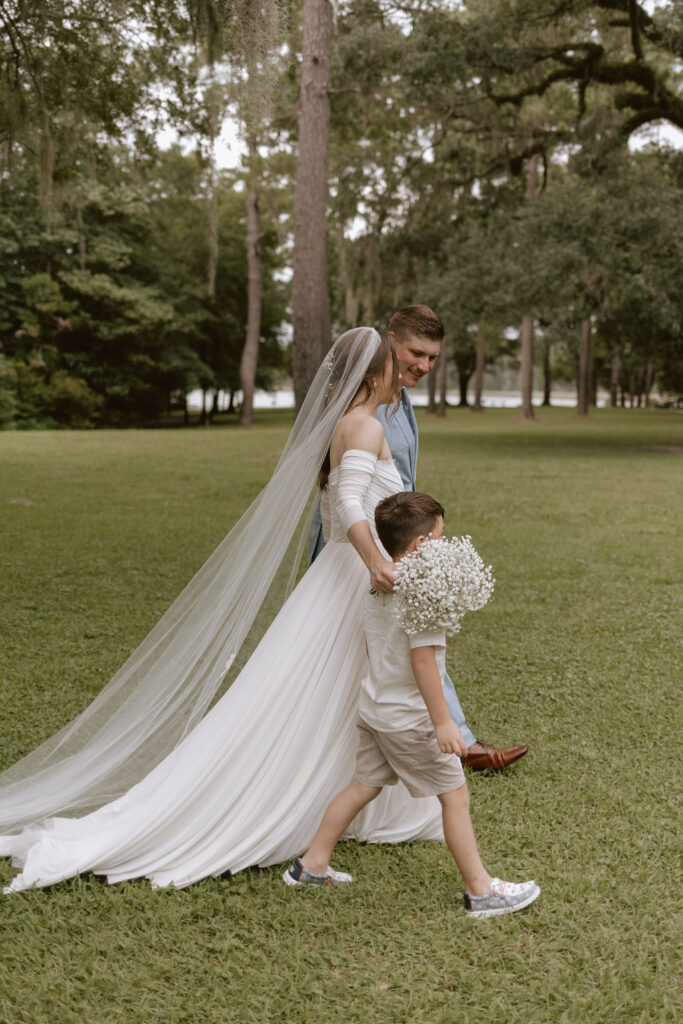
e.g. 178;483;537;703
443;672;476;748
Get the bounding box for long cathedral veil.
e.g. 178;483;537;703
0;327;383;832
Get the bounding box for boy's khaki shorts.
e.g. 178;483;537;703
354;717;466;798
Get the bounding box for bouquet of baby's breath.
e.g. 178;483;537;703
394;537;494;636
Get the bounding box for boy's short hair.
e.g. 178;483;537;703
388;305;445;343
375;492;446;557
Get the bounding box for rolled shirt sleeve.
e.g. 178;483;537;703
408;629;446;651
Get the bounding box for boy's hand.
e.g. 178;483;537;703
435;721;468;757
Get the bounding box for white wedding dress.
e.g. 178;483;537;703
1;450;442;892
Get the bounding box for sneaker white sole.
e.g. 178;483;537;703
467;882;541;919
282;867;353;887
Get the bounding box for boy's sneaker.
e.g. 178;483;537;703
464;877;540;919
282;857;353;887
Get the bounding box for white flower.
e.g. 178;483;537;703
393;536;495;636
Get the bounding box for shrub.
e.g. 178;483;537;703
0;355;17;428
12;363;103;428
42;371;103;428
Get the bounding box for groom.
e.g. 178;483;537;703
309;305;528;772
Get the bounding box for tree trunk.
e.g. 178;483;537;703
207;83;219;300
635;365;645;407
610;352;621;407
458;369;472;407
291;0;334;410
542;340;551;406
644;360;654;407
520;316;534;419
228;389;236;413
437;343;448;417
207;181;218;299
578;319;591;416
38;103;54;227
627;371;635;407
519;153;539;422
240;136;262;427
473;331;486;411
427;357;437;413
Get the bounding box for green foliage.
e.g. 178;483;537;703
17;273;77;343
12;363;53;427
502;149;683;397
137;147;288;396
0;143;287;425
41;371;103;428
9;362;100;429
0;0;680;421
321;3;682;405
0;355;17;428
0;2;289;428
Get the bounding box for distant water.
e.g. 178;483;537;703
187;388;608;411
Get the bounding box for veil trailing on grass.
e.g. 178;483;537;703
0;328;383;832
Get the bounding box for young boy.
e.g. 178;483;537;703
284;492;540;919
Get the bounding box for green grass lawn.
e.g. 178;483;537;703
0;407;681;1024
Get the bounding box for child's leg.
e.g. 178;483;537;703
438;784;492;896
302;780;381;874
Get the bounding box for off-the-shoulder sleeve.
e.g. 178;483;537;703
336;449;378;534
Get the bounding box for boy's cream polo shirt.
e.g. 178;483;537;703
358;590;447;733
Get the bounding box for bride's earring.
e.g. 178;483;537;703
371;379;377;388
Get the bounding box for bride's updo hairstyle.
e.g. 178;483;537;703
318;329;399;490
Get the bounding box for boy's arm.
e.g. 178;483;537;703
410;646;468;756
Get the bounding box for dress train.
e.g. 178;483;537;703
1;457;443;891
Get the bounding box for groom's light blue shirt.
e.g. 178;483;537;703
378;388;419;492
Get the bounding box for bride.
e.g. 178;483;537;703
0;327;443;892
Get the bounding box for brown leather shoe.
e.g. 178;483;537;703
461;742;529;772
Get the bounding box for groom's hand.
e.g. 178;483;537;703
436;721;468;757
370;560;396;593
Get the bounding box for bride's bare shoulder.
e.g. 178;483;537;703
331;411;384;461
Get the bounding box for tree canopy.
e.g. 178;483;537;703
0;0;680;426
